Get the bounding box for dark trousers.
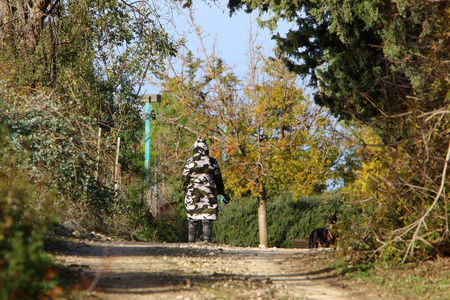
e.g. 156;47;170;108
188;219;212;242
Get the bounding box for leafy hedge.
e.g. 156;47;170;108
0;85;119;232
214;191;347;248
0;127;64;299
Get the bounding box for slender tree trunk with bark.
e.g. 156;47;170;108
257;183;268;248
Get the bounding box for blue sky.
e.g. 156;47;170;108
143;1;293;94
181;2;284;74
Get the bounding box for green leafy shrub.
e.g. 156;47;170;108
130;207;187;243
0;85;117;232
126;181;187;242
214;191;346;248
0;127;63;299
214;197;259;247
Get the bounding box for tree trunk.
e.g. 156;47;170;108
0;0;49;53
257;184;268;248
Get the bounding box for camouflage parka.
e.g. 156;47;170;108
182;138;225;221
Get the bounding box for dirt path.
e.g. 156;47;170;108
54;240;392;300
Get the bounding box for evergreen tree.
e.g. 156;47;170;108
226;0;450;260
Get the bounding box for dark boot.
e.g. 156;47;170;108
202;219;212;242
188;220;198;243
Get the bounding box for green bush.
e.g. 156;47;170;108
126;182;187;242
129;205;187;243
0;128;62;300
214;191;348;248
214;197;259;247
0;86;119;233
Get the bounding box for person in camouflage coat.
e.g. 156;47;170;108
182;138;230;243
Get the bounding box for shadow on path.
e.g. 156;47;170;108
53;240;340;296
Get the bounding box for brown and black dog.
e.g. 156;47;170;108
309;213;338;248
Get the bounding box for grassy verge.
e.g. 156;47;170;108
331;253;450;300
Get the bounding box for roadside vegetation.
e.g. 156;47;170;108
331;255;450;299
0;0;448;299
